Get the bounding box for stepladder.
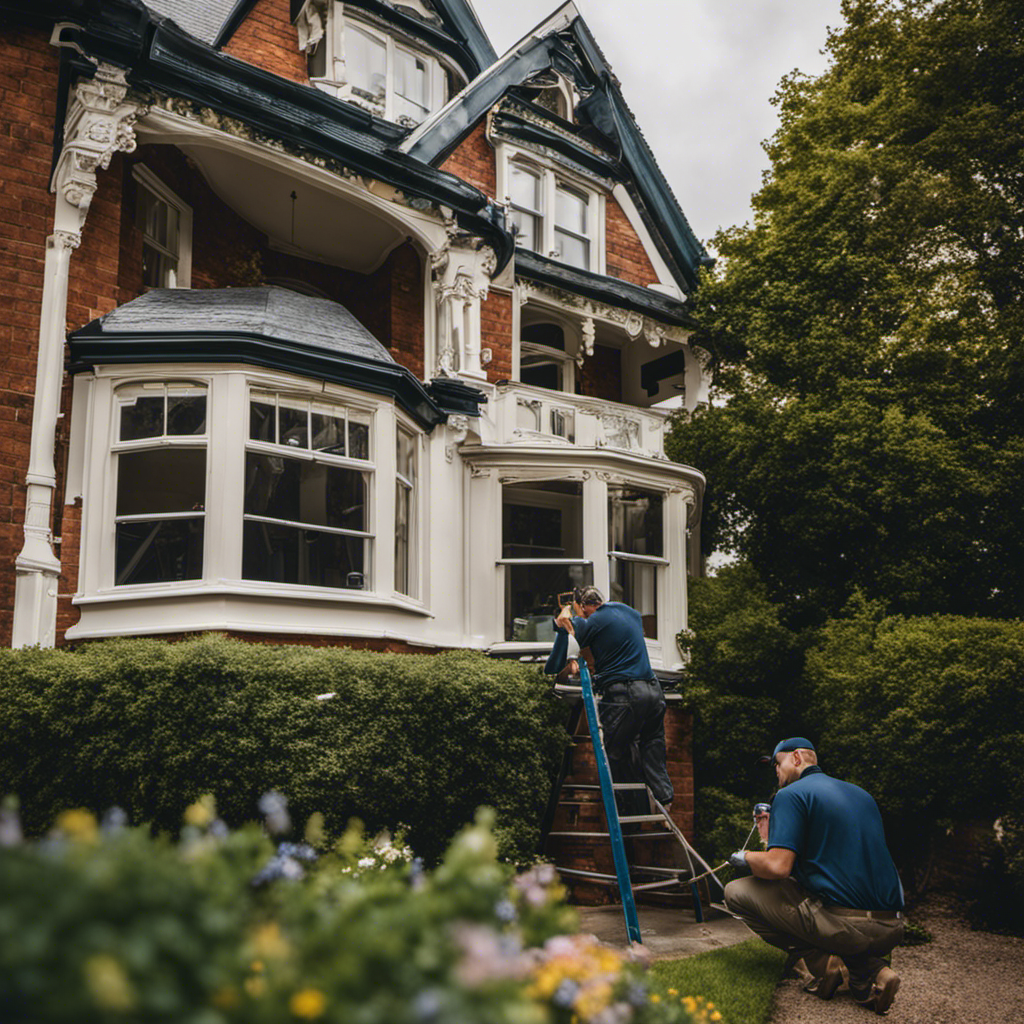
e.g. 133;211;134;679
541;660;725;944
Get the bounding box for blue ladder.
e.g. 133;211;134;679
578;659;643;945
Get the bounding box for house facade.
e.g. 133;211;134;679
0;0;711;672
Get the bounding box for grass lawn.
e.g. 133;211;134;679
651;939;786;1024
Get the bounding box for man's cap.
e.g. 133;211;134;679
759;737;816;766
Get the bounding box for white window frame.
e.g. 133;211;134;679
306;5;449;126
497;147;606;275
394;417;420;598
131;165;192;289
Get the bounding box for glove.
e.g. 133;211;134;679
728;850;751;874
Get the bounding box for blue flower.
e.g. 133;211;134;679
553;980;581;1008
494;899;516;922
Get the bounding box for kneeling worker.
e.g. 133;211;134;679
725;738;904;1014
551;586;673;812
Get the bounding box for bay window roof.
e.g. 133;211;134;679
68;287;450;430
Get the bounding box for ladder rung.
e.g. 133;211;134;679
618;814;667;823
561;783;649;791
548;830;674;839
553;867;689;892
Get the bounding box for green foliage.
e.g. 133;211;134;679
0;805;709;1024
0;635;569;863
802;606;1024;889
694;788;761;874
669;0;1024;624
651;939;786;1024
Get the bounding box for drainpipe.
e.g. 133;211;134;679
12;62;146;647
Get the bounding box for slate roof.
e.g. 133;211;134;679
94;286;397;364
143;0;235;45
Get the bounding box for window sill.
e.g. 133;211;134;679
73;580;433;615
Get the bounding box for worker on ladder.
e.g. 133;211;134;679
550;586;673;815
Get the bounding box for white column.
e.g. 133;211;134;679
12;64;146;647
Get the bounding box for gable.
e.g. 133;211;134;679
401;7;710;293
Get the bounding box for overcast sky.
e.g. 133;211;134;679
473;0;845;248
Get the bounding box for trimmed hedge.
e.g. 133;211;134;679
0;635;569;863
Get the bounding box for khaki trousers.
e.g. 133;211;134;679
724;876;904;996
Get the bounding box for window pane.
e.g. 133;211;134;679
120;395;164;441
556;186;587;234
509;164;541;211
502;481;582;558
512;210;539;251
279;400;308;449
395;481;411;595
397;429;416;482
505;562;593;641
312;407;346;454
117;449;206;516
346;25;386;99
244;453;367;531
116;518;203;586
520;358;561;392
554;229;589;270
394;48;429;118
250;400;276;442
167;393;206;436
141;244;178;289
608;486;663;557
610;558;657;637
348;413;370;461
242;520;367;589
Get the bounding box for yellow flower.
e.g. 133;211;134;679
574;981;613;1019
650;993;662;1003
244;976;266;998
290;988;327;1019
57;809;98;844
184;794;216;828
83;954;135;1011
668;987;679;996
251;922;291;961
711;1013;723;1022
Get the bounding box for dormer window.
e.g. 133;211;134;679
504;155;601;273
300;5;452;126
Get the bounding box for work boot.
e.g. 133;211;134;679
803;955;844;1000
854;966;900;1015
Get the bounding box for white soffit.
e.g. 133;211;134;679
183;144;406;274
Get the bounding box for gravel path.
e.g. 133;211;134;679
767;894;1024;1024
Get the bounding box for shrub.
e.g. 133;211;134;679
0;800;709;1024
803;605;1024;897
0;635;569;863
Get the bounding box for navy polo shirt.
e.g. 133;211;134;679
768;766;904;911
568;602;654;686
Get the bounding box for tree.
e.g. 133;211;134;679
670;0;1024;624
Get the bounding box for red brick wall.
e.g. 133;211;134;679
577;343;621;402
387;242;425;379
0;27;61;646
605;196;660;288
481;291;512;383
440;122;496;199
223;0;308;85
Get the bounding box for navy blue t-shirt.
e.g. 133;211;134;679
566;602;654;686
768;766;904;910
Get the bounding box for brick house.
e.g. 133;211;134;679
1;2;711;839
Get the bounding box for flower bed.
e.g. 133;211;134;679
0;796;713;1024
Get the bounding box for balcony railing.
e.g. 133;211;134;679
490;382;670;458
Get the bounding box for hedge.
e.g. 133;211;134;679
0;635;569;863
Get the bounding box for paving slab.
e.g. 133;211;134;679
577;904;754;961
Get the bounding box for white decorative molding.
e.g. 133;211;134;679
577;315;595;367
51;63;148;230
644;321;667;348
691;345;713;374
599;413;642;451
445;414;471;462
623;312;644;339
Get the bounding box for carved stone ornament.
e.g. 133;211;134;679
479;245;498;277
599;413;642;450
581;316;595;356
691;345;713;374
51;230;82;253
53;64;147;228
623;312;644;339
644;321;667;348
468;463;492;479
444;414;471;462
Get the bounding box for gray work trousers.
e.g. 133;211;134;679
724;876;904;996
